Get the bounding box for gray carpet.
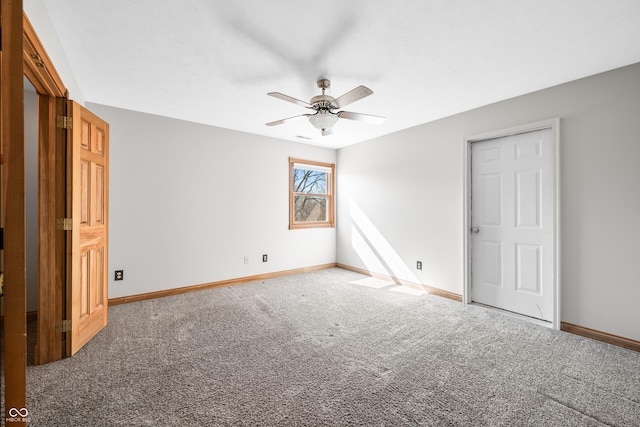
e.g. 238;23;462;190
10;268;640;425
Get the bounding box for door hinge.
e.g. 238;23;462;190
56;218;73;231
56;320;72;333
57;115;73;129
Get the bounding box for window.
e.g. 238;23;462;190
289;158;335;229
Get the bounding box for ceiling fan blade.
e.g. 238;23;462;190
332;85;373;109
265;114;309;126
337;111;385;124
267;92;312;108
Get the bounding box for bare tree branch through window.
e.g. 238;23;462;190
289;159;335;229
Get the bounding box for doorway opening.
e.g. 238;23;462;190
25;77;39;365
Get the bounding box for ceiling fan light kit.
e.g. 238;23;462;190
266;79;385;136
308;111;339;131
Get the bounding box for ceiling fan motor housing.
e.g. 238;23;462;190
310;96;336;110
266;77;383;135
311;79;338;111
309;80;339;130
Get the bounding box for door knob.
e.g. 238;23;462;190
471;227;480;234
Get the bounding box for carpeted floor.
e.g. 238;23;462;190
4;268;640;426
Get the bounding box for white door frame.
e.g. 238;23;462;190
463;118;561;329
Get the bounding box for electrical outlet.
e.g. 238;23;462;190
416;261;422;270
114;270;124;281
244;256;249;264
262;254;268;262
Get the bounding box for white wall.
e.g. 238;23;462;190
85;104;336;299
337;63;640;341
24;0;85;104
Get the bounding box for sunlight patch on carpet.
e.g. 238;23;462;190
388;285;427;296
349;277;394;289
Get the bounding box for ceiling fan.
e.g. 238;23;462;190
266;79;385;136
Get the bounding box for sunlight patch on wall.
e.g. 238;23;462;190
352;225;388;274
350;199;419;284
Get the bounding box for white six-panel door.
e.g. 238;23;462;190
471;128;554;322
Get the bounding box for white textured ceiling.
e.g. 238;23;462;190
40;0;640;149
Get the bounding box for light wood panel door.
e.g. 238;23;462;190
67;101;109;356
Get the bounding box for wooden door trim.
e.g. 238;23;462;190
34;95;66;364
3;6;70;420
462;118;561;329
23;13;66;97
22;10;68;365
1;0;28;422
